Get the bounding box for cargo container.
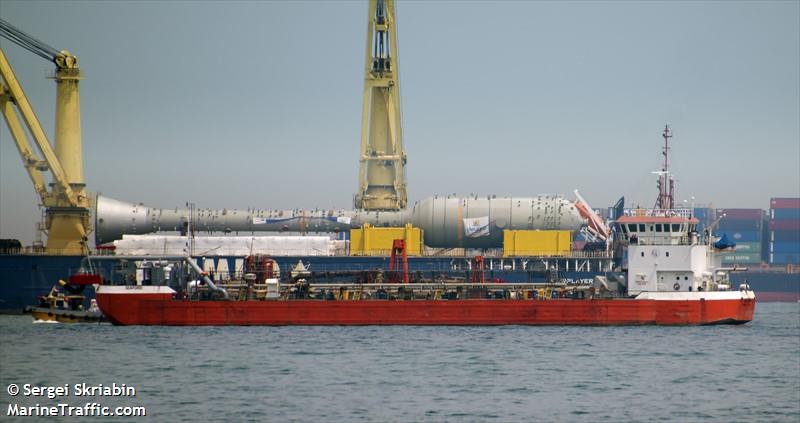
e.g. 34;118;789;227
693;208;707;219
770;198;800;209
350;224;423;256
720;252;762;264
771;241;800;254
718;219;762;232
718;230;761;243
770;253;800;265
771;208;800;220
761;223;771;261
503;230;571;257
734;242;761;253
770;220;800;231
692;207;715;233
771;230;800;242
692;207;715;221
716;208;763;220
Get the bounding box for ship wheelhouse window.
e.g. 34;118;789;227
650;225;655;232
639;224;646;232
672;224;681;232
628;224;637;233
656;224;663;232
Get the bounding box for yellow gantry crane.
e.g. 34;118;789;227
0;19;90;253
355;0;407;211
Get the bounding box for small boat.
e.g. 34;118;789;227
24;274;104;323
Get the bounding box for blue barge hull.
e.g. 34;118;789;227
0;254;606;312
1;254;797;312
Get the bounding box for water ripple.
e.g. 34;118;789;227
0;303;797;422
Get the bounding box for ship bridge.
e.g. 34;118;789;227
616;208;700;246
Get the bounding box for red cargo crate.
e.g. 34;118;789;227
770;198;800;209
770;220;800;231
715;208;763;220
68;273;103;285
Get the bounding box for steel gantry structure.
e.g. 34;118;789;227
354;0;408;211
0;19;90;253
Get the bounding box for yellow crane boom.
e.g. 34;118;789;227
355;0;407;211
0;19;90;253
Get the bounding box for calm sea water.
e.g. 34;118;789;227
1;303;798;422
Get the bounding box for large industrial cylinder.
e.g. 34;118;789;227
94;196;377;245
95;194;585;248
409;195;584;248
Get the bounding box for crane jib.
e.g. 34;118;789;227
0;18;62;63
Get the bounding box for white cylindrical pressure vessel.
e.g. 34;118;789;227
95;194;586;248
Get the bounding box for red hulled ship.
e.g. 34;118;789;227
95;126;756;326
94;208;756;326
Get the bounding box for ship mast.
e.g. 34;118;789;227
655;125;674;210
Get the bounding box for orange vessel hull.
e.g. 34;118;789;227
96;291;755;326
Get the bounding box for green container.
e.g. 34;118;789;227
720;252;761;264
733;242;762;253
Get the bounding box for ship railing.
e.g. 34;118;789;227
347;249;613;259
209;281;595;299
629;235;708;246
102;249;614;259
113;248;344;257
214;282;589;289
0;247;104;256
0;246;612;259
622;208;692;218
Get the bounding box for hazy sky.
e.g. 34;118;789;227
1;0;798;244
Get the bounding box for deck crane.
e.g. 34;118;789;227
355;0;407;211
0;19;90;253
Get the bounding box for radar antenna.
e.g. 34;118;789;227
654;125;675;210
